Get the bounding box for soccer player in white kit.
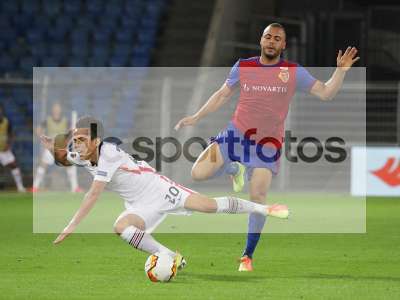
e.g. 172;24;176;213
43;116;289;268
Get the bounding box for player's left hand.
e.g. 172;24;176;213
337;47;360;71
53;223;76;245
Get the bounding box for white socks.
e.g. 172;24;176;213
11;168;25;192
66;166;78;192
215;196;266;216
120;226;175;257
33;166;45;189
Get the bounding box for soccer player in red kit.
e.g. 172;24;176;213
175;23;360;271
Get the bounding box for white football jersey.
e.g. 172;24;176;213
67;142;161;204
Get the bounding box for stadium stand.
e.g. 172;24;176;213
0;0;167;77
0;0;168;187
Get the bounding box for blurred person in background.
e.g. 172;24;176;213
31;102;82;193
0;104;26;192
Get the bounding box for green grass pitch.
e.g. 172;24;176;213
1;193;400;299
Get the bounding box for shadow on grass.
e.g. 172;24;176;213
176;272;267;283
282;273;400;283
170;272;400;284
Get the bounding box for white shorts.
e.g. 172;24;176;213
41;149;55;165
0;150;16;166
115;175;196;233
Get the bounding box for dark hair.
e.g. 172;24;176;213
265;23;286;37
76;116;104;140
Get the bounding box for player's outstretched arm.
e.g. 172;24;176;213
53;180;106;244
174;83;234;130
310;46;360;101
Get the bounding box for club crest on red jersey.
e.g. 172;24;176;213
278;67;290;83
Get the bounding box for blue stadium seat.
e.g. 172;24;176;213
21;0;40;15
120;17;139;29
91;86;113;100
19;56;37;75
137;30;156;47
132;45;150;56
119;85;138;100
69;30;90;44
85;0;105;14
0;28;17;44
76;18;97;31
12;13;34;34
67;56;87;67
109;56;127;67
55;15;74;31
12;88;31;106
68;87;87;99
64;1;82;15
93;30;112;44
42;0;62;16
33;18;52;31
70;95;90;115
113;44;132;57
0;41;6;52
130;56;150;67
145;2;164;17
3;104;19;117
26;28;45;44
47;26;68;43
91;45;109;59
41;56;61;67
9;42;29;60
48;43;69;60
71;43;89;58
91;104;109;119
98;17;119;30
88;56;108;67
26;101;33;114
104;2;123;17
115;30;133;44
47;87;66;100
30;43;48;59
125;1;144;16
9;114;25;124
1;1;19;14
0;54;15;73
140;16;158;30
0;14;12;28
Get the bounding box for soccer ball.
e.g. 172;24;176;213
144;252;177;282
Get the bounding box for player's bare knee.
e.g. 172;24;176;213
113;220;125;235
191;167;206;181
250;190;267;203
114;213;146;235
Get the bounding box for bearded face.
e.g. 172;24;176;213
260;26;286;60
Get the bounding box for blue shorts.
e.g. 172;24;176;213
211;122;281;176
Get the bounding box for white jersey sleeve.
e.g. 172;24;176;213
94;143;125;182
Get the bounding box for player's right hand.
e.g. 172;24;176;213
53;223;76;245
174;115;199;131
